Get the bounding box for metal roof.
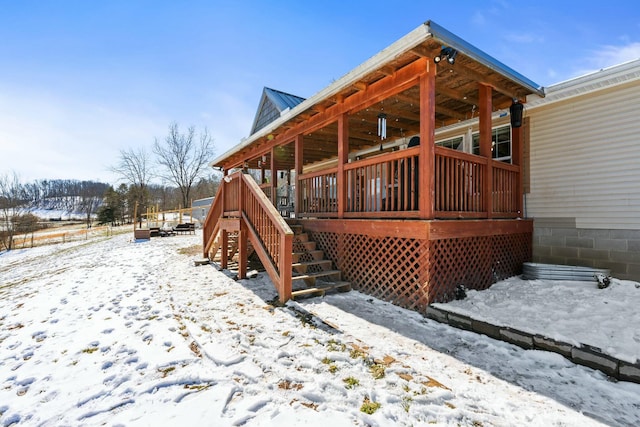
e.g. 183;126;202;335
249;87;305;135
213;20;545;169
264;87;305;111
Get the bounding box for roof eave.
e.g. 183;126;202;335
426;20;545;98
211;20;545;168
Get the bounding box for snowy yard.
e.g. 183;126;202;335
1;231;639;426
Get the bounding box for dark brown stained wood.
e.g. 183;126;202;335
294;217;531;241
419;60;436;219
428;219;533;240
219;218;241;231
337;113;348;218
479;83;493;219
295;218;431;240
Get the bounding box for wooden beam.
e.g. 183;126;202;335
337;113;348;218
436;85;479;107
435;104;467;121
512;117;524;216
479;83;493;219
218;58;429;171
353;81;369;91
455;62;521;100
419;59;436;219
294;134;303;217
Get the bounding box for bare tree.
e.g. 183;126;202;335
110;147;154;225
0;172;24;250
78;181;108;228
153;122;215;209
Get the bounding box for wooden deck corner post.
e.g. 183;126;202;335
270;146;277;205
220;230;229;269
279;231;293;303
237;176;248;279
511;114;525;216
419;60;436;219
479;83;493;218
294;134;303;218
337;113;348;218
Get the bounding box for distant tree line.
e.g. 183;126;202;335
96;178;220;227
0;171;220;250
110;122;218;226
1;122;220;251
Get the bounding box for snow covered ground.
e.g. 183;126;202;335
1;231;639;426
433;276;640;364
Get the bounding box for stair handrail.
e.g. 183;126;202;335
239;172;293;302
202;180;225;258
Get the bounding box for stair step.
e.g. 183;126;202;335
292;259;333;274
293;241;316;252
293;233;309;243
292;250;324;263
291;281;352;299
292;270;342;282
288;224;304;234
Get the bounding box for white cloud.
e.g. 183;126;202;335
590;42;640;68
0;88;167;184
566;42;640;80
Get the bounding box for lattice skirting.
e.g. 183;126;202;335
309;230;531;313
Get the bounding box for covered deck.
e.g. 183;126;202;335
203;20;543;311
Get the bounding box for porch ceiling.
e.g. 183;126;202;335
213;20;544;171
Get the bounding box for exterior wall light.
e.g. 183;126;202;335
510;99;524;128
434;47;458;64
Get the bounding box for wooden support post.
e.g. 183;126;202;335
479;83;493;218
221;230;229;269
512;116;524;216
270;147;277;206
419;60;436;219
294;134;303;218
237;174;247;279
337;113;348;218
238;221;248;280
279;230;292;303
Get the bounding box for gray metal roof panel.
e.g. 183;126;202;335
264;87;305;111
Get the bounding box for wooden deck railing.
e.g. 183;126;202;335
240;173;293;302
491;161;520;216
295;146;520;219
202;171;293;302
345;147;420;217
202;181;225;259
259;183;272;200
434;147;486;217
298;168;338;217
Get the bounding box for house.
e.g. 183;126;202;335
524;59;640;280
203;20;544;310
191;196;215;223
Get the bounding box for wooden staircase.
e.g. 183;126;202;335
210;221;351;299
288;222;351;299
202;171;351;303
209;232;255;269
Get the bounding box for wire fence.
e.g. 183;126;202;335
10;225;122;249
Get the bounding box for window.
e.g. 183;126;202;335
436;136;463;150
472;126;511;163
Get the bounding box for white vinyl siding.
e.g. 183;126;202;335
526;81;640;229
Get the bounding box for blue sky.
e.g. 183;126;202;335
1;0;639;184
